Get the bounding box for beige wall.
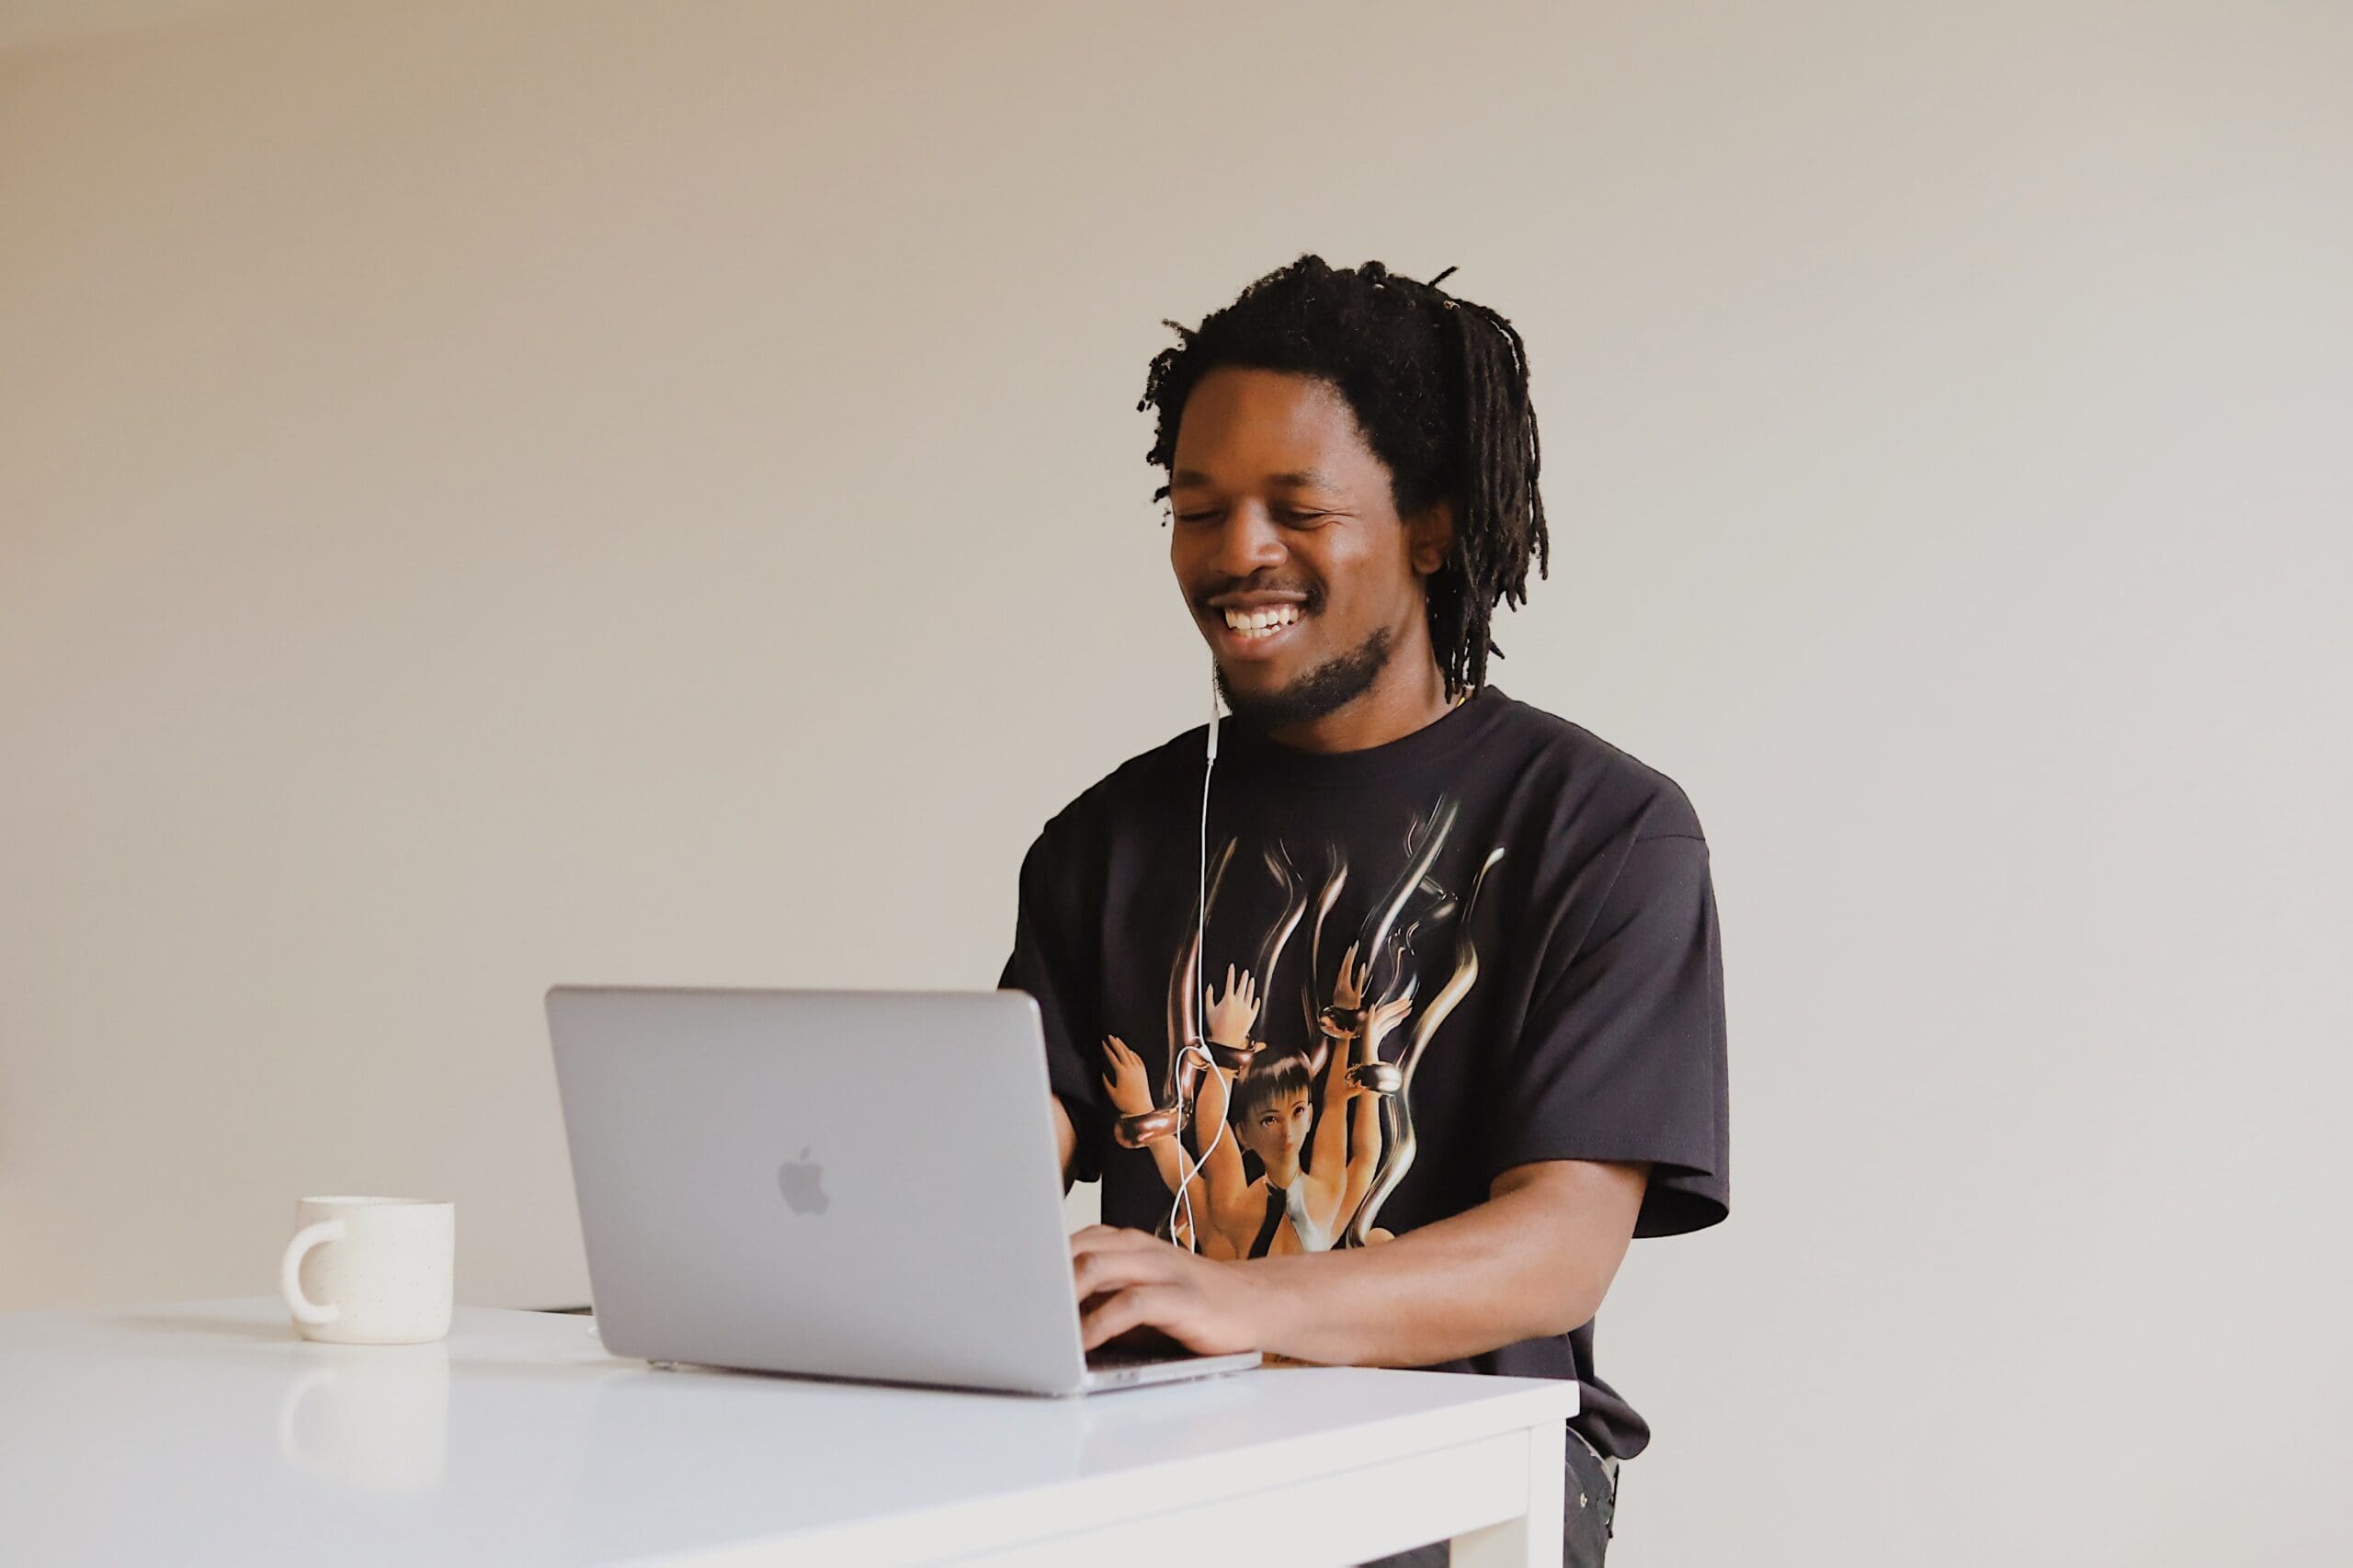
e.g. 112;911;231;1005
4;2;2347;1561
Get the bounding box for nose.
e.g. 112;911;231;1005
1202;502;1288;585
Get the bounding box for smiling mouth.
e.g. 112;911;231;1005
1211;603;1308;650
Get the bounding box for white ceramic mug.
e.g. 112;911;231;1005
278;1196;455;1344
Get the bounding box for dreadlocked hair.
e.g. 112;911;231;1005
1136;254;1550;700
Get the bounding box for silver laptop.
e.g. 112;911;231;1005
544;984;1261;1395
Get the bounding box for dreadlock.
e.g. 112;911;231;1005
1137;254;1551;701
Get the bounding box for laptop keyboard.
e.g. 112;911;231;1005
1085;1343;1195;1371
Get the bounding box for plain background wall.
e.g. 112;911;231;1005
4;2;2347;1562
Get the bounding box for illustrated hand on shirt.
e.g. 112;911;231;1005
1364;994;1413;1049
1345;994;1415;1097
1200;962;1260;1051
1098;1035;1156;1117
1329;940;1370;1015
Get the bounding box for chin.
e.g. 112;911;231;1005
1215;626;1393;731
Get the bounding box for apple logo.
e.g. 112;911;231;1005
776;1147;830;1215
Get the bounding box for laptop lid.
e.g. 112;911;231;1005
545;985;1095;1394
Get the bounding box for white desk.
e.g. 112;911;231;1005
1;1298;1575;1565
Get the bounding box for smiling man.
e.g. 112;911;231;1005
998;256;1730;1567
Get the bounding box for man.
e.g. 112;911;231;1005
999;255;1730;1567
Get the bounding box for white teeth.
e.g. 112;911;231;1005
1222;605;1302;633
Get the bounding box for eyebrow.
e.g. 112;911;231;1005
1170;467;1338;491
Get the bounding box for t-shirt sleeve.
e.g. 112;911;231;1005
1482;829;1731;1238
997;820;1111;1185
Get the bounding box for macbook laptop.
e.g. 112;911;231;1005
544;984;1261;1394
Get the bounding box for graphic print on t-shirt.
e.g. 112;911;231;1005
1096;790;1505;1260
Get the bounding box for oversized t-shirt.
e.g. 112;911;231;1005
996;683;1729;1459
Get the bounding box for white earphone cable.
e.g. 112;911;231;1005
1168;666;1225;1252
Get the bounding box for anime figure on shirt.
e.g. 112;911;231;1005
1098;829;1334;1253
1097;794;1506;1254
1103;947;1403;1258
1212;944;1414;1256
1097;833;1279;1253
1082;823;1402;1254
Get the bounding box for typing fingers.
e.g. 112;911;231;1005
1079;1284;1188;1351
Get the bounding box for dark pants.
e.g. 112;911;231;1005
1358;1426;1619;1567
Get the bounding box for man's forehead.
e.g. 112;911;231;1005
1170;369;1374;491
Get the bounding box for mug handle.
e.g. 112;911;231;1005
279;1220;347;1326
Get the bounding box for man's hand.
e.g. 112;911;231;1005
1069;1225;1287;1357
1067;1159;1647;1368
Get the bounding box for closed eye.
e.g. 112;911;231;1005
1174;509;1333;525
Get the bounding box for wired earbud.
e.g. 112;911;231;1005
1167;659;1229;1251
1206;664;1220;763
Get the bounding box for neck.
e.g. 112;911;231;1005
1260;639;1458;755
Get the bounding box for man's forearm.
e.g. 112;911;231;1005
1051;1095;1077;1190
1245;1160;1646;1367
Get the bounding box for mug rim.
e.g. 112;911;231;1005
298;1196;451;1208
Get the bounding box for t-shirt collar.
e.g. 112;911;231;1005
1216;684;1513;786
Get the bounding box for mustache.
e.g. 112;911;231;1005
1196;584;1319;609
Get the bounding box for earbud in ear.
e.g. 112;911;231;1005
1206;659;1221;760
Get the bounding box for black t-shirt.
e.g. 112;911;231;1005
997;684;1729;1459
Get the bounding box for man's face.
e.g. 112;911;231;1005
1169;368;1449;731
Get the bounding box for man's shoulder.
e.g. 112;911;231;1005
1486;691;1706;843
1021;724;1205;844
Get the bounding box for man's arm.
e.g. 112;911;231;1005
1069;1157;1648;1365
1051;1095;1078;1191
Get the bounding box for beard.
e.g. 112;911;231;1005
1215;622;1397;733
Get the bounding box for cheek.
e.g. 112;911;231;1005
1302;536;1381;605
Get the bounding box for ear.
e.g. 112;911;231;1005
1407;498;1456;578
